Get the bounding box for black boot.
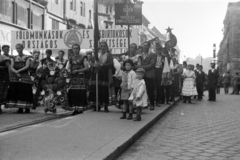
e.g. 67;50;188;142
120;112;126;119
0;107;2;114
183;96;186;103
127;113;133;120
25;109;30;113
17;108;23;113
133;115;141;121
104;106;109;112
188;97;191;103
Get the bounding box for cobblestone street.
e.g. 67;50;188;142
118;91;240;160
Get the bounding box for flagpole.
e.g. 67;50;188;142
94;0;99;111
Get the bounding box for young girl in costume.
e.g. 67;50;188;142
129;68;148;121
120;59;136;120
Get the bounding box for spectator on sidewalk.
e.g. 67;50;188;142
135;42;156;110
182;64;198;103
196;65;205;100
120;59;136;120
88;41;113;112
231;72;240;95
129;68;148;121
216;74;223;94
207;62;219;101
222;71;231;94
6;44;33;113
0;48;11;114
67;44;89;115
154;42;164;107
161;49;172;105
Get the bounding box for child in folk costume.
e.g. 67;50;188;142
129;68;148;121
120;59;136;120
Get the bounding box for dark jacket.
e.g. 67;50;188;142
208;69;219;85
196;71;205;84
139;52;156;78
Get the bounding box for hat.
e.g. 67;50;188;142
136;68;145;75
123;59;134;67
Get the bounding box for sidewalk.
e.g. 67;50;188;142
0;106;73;132
0;98;179;160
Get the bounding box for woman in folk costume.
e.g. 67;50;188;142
0;48;11;114
182;64;198;103
161;50;172;104
55;50;68;69
120;59;136;120
88;41;114;112
67;44;89;115
129;68;148;121
6;44;33;113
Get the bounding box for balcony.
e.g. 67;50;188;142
33;0;48;6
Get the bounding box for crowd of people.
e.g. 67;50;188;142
0;40;226;121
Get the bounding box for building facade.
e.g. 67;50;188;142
0;0;45;51
218;2;240;74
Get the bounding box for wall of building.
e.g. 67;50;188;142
219;2;240;74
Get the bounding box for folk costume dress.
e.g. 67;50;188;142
182;69;198;96
68;55;88;108
6;55;33;109
0;55;10;105
121;70;136;100
88;51;113;107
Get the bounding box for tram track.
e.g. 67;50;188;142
0;112;73;133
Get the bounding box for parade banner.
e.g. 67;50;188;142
11;29;93;50
115;3;142;25
99;28;138;49
11;29;138;49
0;29;11;47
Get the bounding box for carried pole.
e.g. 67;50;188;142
94;0;99;111
128;24;130;54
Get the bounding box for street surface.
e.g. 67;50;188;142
118;90;240;160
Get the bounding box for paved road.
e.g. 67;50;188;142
118;90;240;160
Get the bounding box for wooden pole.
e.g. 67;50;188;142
126;0;130;55
94;0;99;111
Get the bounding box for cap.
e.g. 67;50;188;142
136;68;145;75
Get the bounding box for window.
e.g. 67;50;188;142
55;0;58;4
16;3;28;28
80;2;83;15
89;10;91;20
109;6;112;13
70;0;76;11
32;12;43;30
0;0;13;23
52;19;59;30
80;2;85;17
106;6;108;14
83;3;85;17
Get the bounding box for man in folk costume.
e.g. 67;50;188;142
154;42;165;107
161;49;172;104
170;58;180;101
208;62;219;101
196;65;205;100
136;41;157;110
